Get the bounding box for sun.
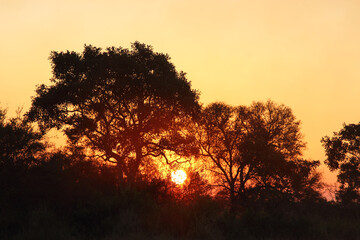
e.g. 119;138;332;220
171;170;187;185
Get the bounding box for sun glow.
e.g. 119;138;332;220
171;170;187;185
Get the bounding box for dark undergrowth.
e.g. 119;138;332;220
2;195;360;240
1;159;360;240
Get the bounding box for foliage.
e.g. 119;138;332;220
2;154;360;240
0;108;44;170
3;40;360;239
0;104;355;240
0;108;45;215
27;42;200;183
195;102;244;209
322;123;360;203
196;100;321;210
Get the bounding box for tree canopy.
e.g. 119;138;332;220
0;108;44;170
24;42;323;208
322;123;360;203
3;41;360;239
196;100;321;209
27;42;200;183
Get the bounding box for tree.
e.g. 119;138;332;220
0;108;45;170
196;103;243;210
27;42;200;184
0;107;45;207
197;100;320;210
238;101;321;202
322;123;360;203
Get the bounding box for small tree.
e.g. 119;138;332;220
27;42;200;184
0;108;44;170
0;107;45;203
322;123;360;203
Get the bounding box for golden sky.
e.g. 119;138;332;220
2;0;360;184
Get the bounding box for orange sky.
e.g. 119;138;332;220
2;0;360;185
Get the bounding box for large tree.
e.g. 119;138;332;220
27;42;200;184
197;101;320;209
322;123;360;203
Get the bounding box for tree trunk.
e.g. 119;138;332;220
117;163;124;187
239;181;247;204
229;183;236;213
128;143;142;186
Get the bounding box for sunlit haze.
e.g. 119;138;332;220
2;0;360;185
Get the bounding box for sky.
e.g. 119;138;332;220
2;0;360;185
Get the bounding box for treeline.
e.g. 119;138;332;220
1;42;360;239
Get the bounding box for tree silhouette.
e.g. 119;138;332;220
197;100;320;210
239;101;321;202
0;108;45;213
0;108;44;170
196;102;244;210
322;123;360;203
27;42;200;184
